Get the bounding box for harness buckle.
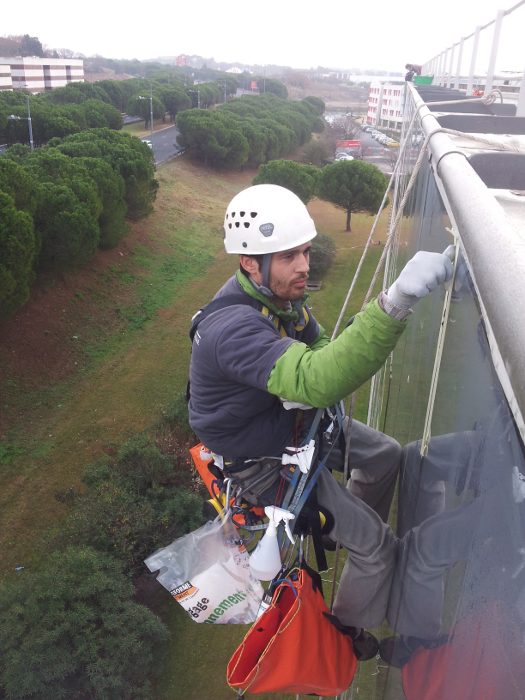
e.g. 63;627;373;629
281;439;316;474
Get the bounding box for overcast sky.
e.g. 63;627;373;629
3;0;524;74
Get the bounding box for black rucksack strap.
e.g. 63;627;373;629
187;293;260;401
189;293;259;342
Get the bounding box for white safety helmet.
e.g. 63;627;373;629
224;184;317;254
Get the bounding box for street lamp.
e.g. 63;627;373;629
7;95;35;151
7;93;34;150
138;86;154;136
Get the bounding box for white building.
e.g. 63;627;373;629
0;64;12;90
0;57;84;93
367;80;406;131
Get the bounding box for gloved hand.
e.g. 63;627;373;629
386;245;455;310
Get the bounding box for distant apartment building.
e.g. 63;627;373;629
0;63;12;90
367;80;406;131
0;57;84;93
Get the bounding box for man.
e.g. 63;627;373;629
188;183;453;633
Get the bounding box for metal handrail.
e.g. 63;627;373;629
422;0;525;115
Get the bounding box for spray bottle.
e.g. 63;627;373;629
249;505;295;581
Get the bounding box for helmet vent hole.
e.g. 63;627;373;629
240;211;246;217
235;222;240;228
242;242;247;248
231;212;236;218
243;222;250;228
228;223;232;229
250;211;257;218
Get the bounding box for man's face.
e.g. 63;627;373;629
250;243;311;302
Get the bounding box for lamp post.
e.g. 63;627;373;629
20;84;34;150
7;94;34;151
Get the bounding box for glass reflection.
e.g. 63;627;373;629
376;254;525;699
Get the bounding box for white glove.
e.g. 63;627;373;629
386;245;455;310
280;398;314;411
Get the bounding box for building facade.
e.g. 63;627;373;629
355;79;525;700
366;80;405;131
0;57;84;93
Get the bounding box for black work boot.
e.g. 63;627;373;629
351;629;380;661
379;634;449;667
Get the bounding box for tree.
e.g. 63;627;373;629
0;546;169;699
176;109;249;168
77;156;128;248
158;85;191;121
309;232;337;281
96;79;128;111
256;77;288;98
33;182;101;269
20;34;44;57
0;157;37;213
301;139;331;167
303;96;326;116
253;160;319;204
54;129;158;220
316;159;388;231
178;93;322;170
0;192;38;318
239;118;267;166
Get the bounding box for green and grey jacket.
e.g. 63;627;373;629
188;271;405;459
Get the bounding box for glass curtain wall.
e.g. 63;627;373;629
353;91;525;700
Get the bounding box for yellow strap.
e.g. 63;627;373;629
294;307;310;332
262;305;288;338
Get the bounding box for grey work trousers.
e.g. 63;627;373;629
387;486;508;637
339;419;402;523
315;419;402;629
316;468;399;629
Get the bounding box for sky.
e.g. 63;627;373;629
2;0;524;75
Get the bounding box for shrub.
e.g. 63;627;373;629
62;436;205;573
0;546;169;699
309;232;337;280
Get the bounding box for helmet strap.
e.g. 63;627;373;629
243;254;273;298
260;254;273;296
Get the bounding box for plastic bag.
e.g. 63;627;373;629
145;517;264;624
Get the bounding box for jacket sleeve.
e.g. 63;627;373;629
309;323;331;351
266;299;406;407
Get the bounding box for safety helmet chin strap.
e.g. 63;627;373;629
259;254;273;297
247;253;273;298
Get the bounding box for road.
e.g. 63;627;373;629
141;124;184;165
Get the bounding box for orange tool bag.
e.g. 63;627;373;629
227;561;358;696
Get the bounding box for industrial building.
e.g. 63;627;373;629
0;56;84;93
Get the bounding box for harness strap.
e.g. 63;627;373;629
189;293;259;342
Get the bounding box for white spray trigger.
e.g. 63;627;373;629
264;505;295;544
